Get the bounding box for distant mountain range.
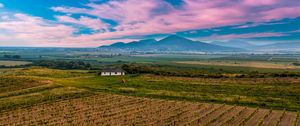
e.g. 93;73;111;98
211;40;300;52
257;41;300;51
99;35;243;52
210;40;257;50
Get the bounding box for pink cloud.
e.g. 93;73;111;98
0;13;141;47
261;6;300;19
243;0;279;6
1;0;300;47
199;32;288;40
50;0;300;42
0;13;77;46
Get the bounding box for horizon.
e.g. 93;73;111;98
0;35;287;48
0;0;300;47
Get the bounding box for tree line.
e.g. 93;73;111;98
2;55;21;59
122;63;300;78
32;60;92;70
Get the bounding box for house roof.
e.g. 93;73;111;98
101;68;126;72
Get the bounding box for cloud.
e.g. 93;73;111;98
1;0;300;47
50;0;300;41
199;32;288;40
261;6;300;20
0;13;76;46
55;15;109;31
243;0;279;6
233;21;288;29
0;13;138;47
290;30;300;33
0;3;4;8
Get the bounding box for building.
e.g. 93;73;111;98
100;68;126;76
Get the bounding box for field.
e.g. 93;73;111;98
1;67;300;112
0;61;31;66
1;50;300;125
0;93;299;126
176;60;300;69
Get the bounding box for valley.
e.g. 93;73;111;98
1;47;300;125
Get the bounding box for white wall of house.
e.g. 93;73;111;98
101;72;125;76
101;72;111;76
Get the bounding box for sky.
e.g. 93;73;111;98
0;0;300;47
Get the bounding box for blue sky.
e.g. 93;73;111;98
0;0;300;47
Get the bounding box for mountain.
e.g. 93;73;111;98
257;41;300;51
101;39;157;50
99;35;244;52
211;40;257;49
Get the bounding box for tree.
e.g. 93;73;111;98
3;55;11;58
12;55;21;59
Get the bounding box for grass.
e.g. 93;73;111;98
176;60;300;69
0;69;93;111
0;60;31;66
48;71;300;111
0;76;45;93
0;86;91;111
1;64;300;112
168;62;300;73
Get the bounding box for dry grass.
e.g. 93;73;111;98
176;61;300;69
0;61;31;66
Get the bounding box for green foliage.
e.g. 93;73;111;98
292;62;300;66
3;55;21;59
122;63;300;78
32;60;92;70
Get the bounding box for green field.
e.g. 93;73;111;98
1;52;300;110
0;52;300;125
176;60;300;69
1;67;300;112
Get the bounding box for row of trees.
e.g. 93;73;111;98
2;55;21;59
292;62;300;66
33;60;92;70
122;64;300;78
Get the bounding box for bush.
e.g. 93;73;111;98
292;62;300;66
32;60;91;70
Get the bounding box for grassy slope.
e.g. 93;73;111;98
1;67;300;112
0;68;93;111
53;74;300;111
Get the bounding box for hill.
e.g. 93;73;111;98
257;41;300;51
211;40;257;50
99;35;243;52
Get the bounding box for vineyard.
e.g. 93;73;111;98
0;93;299;126
1;67;300;125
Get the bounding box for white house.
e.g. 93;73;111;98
100;68;126;76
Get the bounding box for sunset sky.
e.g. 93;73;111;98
0;0;300;47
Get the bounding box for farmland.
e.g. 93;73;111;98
1;50;300;125
0;93;299;126
176;60;300;69
1;66;300;111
